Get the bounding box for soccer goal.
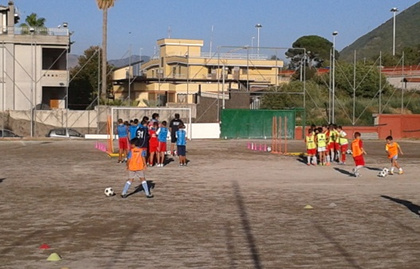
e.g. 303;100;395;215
108;107;192;153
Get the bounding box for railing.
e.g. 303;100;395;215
0;26;69;36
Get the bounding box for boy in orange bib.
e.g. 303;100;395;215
385;135;404;175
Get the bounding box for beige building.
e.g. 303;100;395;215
0;1;71;111
112;38;284;107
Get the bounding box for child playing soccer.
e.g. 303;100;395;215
351;132;367;177
305;128;317;165
315;126;327;165
385;135;404;175
121;138;153;199
148;121;159;166
156;121;169;167
116;118;129;163
176;123;187;166
337;125;348;165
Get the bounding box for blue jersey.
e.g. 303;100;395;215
129;125;138;140
157;127;168;142
176;129;187;146
117;124;128;138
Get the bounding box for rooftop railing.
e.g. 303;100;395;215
0;26;70;36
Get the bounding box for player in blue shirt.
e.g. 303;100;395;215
156;121;169;167
129;119;139;140
175;123;187;166
116;118;129;163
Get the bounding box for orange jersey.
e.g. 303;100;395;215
351;138;363;157
386;142;399;159
128;147;145;171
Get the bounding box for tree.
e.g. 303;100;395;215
315;61;392;99
286;35;338;69
96;0;116;101
373;44;420;66
20;13;45;27
19;13;47;34
68;46;113;109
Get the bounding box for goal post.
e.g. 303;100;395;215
109;107;192;152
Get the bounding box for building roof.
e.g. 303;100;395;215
403;77;420;83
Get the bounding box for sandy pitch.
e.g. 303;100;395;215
1;139;420;268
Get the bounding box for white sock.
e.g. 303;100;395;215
307;156;311;164
313;156;317;164
142;180;150;196
326;155;330;163
331;152;335;162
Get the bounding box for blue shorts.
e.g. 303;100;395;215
177;145;186;156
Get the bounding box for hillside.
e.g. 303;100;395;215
340;2;420;62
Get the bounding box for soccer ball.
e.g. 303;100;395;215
378;171;387;178
346;149;353;155
104;187;115;197
266;146;272;152
382;168;389;174
166;150;171;155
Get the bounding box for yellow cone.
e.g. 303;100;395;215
46;252;62;261
304;204;313;209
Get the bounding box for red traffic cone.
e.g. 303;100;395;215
39;243;50;250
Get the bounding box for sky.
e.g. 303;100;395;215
10;0;420;60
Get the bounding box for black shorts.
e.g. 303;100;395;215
171;135;177;143
177;145;186;156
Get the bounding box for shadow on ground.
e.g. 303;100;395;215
381;195;420;217
333;167;353;177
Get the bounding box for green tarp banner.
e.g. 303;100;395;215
220;109;296;139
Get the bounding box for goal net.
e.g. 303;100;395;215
109;107;192;153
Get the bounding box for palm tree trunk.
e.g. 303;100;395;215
101;8;108;101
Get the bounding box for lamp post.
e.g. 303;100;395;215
390;7;398;56
29;27;35;137
251;36;255;55
332;31;338;124
255;24;262;55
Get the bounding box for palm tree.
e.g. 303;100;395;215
20;13;46;34
96;0;115;102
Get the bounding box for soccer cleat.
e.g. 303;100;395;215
389;171;394;175
399;170;404;175
121;193;127;198
354;172;361;177
146;194;154;198
117;160;122;163
326;162;331;166
307;163;310;166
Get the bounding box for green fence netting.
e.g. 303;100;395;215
220;109;296;139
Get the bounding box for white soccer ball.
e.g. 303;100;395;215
166;150;171;155
378;171;387;178
104;187;115;197
346;149;352;155
382;168;389;174
266;146;272;152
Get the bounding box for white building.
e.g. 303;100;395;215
0;1;71;111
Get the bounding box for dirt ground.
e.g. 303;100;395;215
1;138;420;269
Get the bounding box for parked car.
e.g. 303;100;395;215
0;129;21;138
46;128;84;138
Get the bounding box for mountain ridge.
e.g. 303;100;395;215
340;2;420;62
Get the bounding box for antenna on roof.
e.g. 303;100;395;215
167;26;171;38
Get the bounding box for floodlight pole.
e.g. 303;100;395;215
332;31;338;124
391;7;398;56
255;24;262;55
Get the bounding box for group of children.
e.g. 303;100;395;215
116;113;188;199
305;124;404;177
305;124;349;166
